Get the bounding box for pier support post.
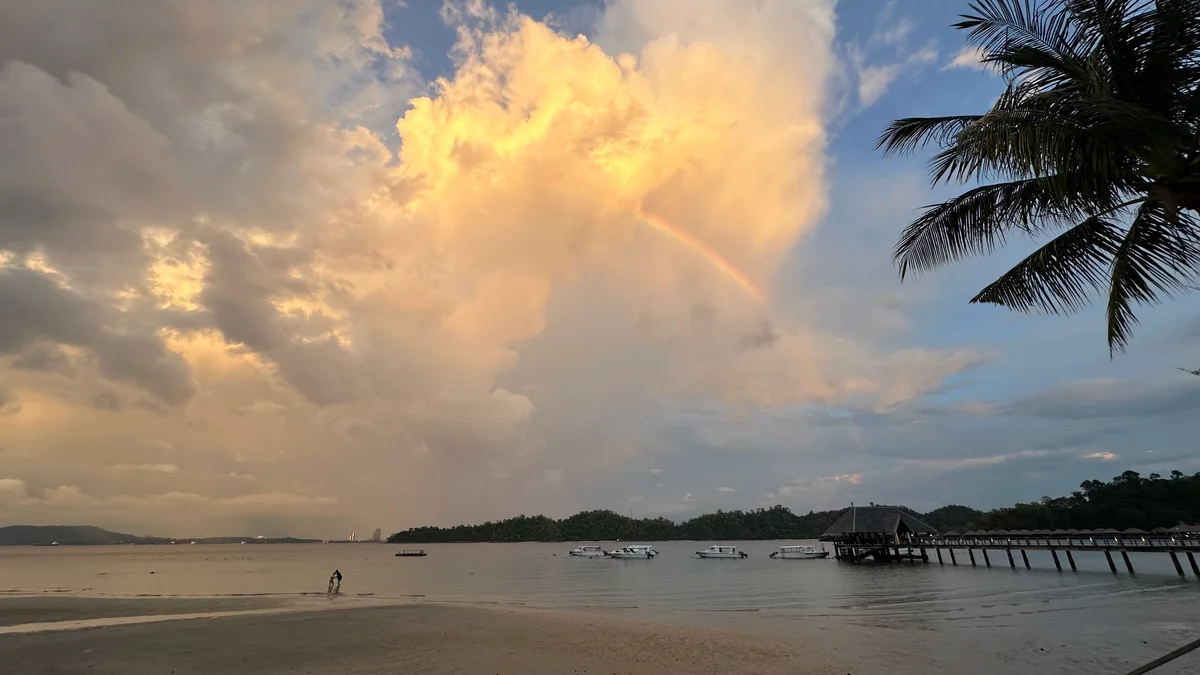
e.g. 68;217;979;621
949;548;957;565
968;548;977;567
982;549;991;568
1006;549;1015;569
1066;550;1078;571
936;547;943;565
1021;549;1030;569
1051;549;1062;571
1103;549;1116;574
1187;552;1200;578
1121;550;1135;575
920;547;928;563
1170;552;1186;578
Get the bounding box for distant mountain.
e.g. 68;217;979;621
0;525;323;546
0;525;166;546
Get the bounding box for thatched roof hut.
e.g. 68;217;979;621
822;506;937;540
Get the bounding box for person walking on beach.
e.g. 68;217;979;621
328;569;342;593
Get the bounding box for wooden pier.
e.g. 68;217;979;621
822;508;1200;579
914;529;1200;577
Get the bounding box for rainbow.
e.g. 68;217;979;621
635;209;764;301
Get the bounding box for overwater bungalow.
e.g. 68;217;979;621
821;505;938;563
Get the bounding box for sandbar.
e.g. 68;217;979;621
0;595;286;627
0;597;842;674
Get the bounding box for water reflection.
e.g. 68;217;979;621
2;540;1199;674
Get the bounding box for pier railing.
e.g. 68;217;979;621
915;532;1200;552
831;530;1200;577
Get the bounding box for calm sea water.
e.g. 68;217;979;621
3;540;1199;674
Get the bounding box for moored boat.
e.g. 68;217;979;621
568;545;606;557
395;549;427;557
769;544;829;559
696;545;748;559
605;544;657;559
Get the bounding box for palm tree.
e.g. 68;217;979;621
878;0;1200;354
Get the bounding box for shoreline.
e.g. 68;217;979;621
0;596;833;675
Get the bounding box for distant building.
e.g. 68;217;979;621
822;505;937;563
370;528;382;543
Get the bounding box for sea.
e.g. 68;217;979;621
2;539;1199;674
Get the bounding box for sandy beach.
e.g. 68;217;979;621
0;596;842;674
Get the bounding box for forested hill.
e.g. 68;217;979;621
0;525;322;546
0;525;161;546
388;470;1200;543
389;505;845;543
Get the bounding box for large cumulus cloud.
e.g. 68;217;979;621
0;0;990;536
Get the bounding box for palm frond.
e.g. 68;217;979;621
1137;0;1200;117
876;116;984;156
1065;0;1150;95
928;82;1180;185
894;176;1111;279
955;0;1092;78
1106;200;1200;352
969;214;1125;313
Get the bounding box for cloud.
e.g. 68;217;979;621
1004;378;1200;420
873;19;913;47
1081;452;1118;461
714;486;738;493
0;383;18;415
944;46;998;73
848;7;938;109
648;468;663;475
109;463;181;474
851;41;937;107
0;0;1001;536
0;477;29;504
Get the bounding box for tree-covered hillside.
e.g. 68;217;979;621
388;470;1200;543
389;506;844;543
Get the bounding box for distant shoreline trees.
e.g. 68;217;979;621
387;470;1200;543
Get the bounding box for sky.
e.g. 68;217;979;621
1;0;1198;538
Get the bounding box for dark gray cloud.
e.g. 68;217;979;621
0;382;19;415
0;267;194;404
198;231;359;406
1003;377;1200;420
90;391;121;411
10;341;76;375
739;320;779;351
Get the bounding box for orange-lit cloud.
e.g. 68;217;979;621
0;0;987;536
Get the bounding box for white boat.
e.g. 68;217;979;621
605;544;657;559
696;545;748;559
769;544;829;559
568;545;606;557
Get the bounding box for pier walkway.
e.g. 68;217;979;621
820;505;1200;578
874;530;1200;577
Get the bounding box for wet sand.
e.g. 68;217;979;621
0;597;841;674
0;595;286;627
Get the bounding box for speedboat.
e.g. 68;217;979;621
606;544;657;559
769;545;829;559
696;545;748;559
568;545;606;557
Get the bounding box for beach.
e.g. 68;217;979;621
0;596;837;675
